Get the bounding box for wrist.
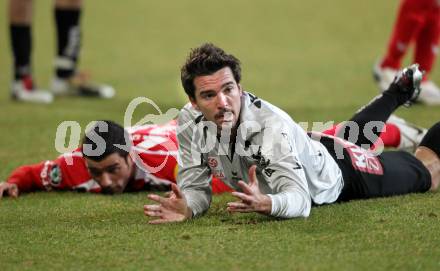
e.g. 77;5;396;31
259;195;272;215
185;207;193;219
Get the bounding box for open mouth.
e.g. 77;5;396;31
216;111;233;122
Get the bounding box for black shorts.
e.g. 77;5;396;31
315;135;432;202
336;151;431;201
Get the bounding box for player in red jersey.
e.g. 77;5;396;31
0;120;233;198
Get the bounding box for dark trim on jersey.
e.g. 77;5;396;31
194;115;204;124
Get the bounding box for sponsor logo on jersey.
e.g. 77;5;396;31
213;170;225;179
315;132;384;175
49;165;63;186
344;144;383;175
208;157;219;168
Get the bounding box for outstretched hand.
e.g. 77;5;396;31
227;165;272;215
144;183;192;224
0;182;19;199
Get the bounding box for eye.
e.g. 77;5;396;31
89;168;102;177
107;167;120;174
200;91;216;100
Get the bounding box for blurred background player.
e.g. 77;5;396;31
9;0;115;104
374;0;440;105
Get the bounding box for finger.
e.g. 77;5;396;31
147;194;167;204
232;192;254;205
231;191;254;203
227;202;249;209
171;183;183;199
231;191;253;201
0;187;4;199
237;181;253;195
144;210;162;217
144;204;162;211
248;165;258;186
168;192;177;199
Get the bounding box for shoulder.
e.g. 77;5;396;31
178;103;203;125
175;103;205;145
241;92;297;130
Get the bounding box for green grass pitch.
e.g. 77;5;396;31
1;0;439;270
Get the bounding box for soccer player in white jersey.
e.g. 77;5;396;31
144;43;440;224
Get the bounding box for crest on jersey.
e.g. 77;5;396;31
49;165;63;186
207;157;225;179
207;157;219;168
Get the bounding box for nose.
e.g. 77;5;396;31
99;172;112;189
216;92;228;107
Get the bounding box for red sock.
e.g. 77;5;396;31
381;0;427;69
414;1;440;77
379;123;401;147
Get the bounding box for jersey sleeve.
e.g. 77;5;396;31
7;161;48;192
257;120;313;218
7;150;99;193
176;107;213;217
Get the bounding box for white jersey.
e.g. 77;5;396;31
176;92;344;218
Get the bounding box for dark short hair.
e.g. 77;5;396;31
82;120;131;161
180;43;241;99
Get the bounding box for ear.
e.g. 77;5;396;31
238;84;243;95
189;96;199;110
125;150;133;162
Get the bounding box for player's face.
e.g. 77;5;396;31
85;153;134;194
190;67;243;132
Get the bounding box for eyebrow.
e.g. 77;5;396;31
222;82;234;87
89;163;120;172
103;163;120;170
199;81;235;94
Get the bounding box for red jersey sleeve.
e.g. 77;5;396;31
7;161;48;192
7;149;100;193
